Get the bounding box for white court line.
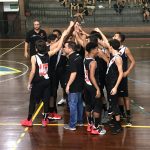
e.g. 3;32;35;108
0;47;149;50
0;60;29;83
0;41;28;83
0;41;24;58
0;48;24;50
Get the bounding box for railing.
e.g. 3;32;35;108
25;6;148;29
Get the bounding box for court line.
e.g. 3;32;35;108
0;60;29;83
0;39;24;41
2;43;149;149
126;38;150;40
131;99;150;116
12;102;43;150
0;65;21;72
126;47;150;49
0;48;24;50
0;41;24;58
1;38;150;41
128;60;150;115
0;65;21;76
0;40;41;150
0;47;150;50
0;123;150;128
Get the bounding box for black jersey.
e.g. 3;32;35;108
95;56;107;80
26;29;47;56
84;57;99;86
32;53;50;83
106;54;121;91
119;45;128;72
75;44;85;60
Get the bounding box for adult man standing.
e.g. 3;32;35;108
63;41;84;130
24;20;47;58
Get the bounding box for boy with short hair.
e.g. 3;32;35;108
21;22;74;127
84;42;106;135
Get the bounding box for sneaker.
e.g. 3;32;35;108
111;126;123;135
107;119;116;127
83;101;86;107
108;106;113;115
91;126;106;135
42;119;49;127
120;112;126;120
48;112;62;120
64;124;76;131
76;123;84;127
57;98;66;105
108;109;113;116
126;116;132;126
87;123;92;132
21;119;32;127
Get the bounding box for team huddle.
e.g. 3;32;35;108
21;20;135;135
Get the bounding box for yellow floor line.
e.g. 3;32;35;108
122;125;150;128
12;102;43;150
0;122;150;128
31;102;43;121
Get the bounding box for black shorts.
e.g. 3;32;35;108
99;83;104;97
106;83;120;116
99;75;106;90
55;67;66;89
49;74;57;97
107;92;120;116
118;77;128;97
31;79;51;103
49;68;66;97
84;84;102;113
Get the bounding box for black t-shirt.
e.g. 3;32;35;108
56;54;67;70
65;52;84;93
26;29;47;56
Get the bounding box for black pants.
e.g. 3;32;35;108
84;84;102;113
49;68;67;112
28;80;50;115
107;89;120;116
50;67;67;98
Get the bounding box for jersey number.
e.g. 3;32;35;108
39;63;48;76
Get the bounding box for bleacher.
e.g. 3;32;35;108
25;0;150;30
26;0;70;29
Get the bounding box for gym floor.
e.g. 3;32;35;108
0;38;150;150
